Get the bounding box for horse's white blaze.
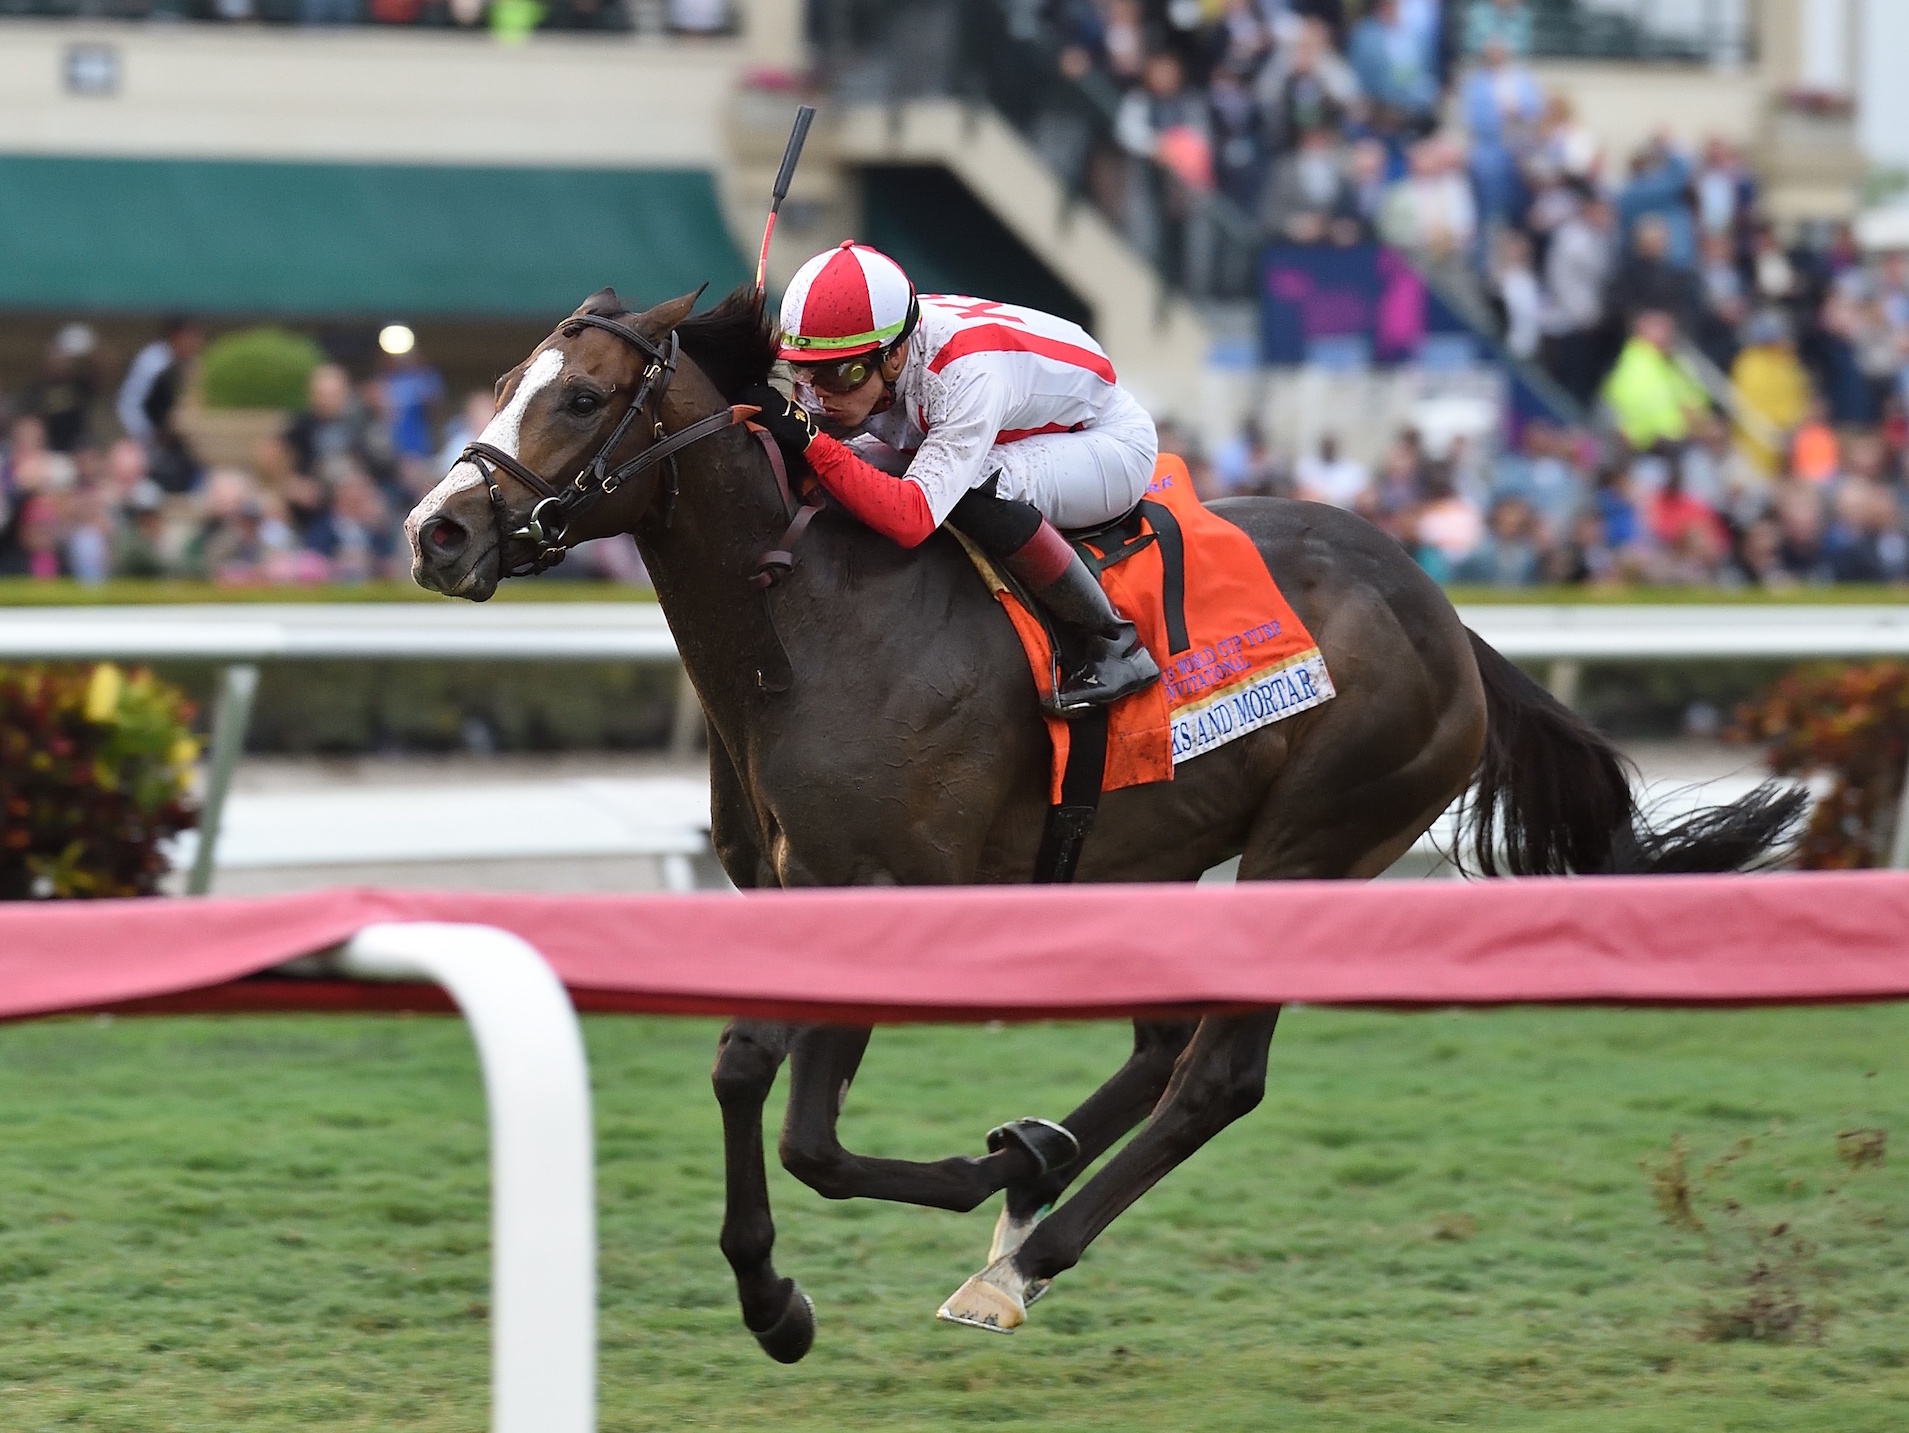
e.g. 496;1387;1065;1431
405;346;566;552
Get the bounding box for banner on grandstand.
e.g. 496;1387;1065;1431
1259;243;1474;368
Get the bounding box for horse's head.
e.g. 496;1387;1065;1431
407;286;705;601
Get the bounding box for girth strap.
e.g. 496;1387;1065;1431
1032;707;1109;883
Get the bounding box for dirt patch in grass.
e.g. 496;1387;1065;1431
1643;1121;1892;1346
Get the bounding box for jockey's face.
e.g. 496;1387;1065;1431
801;339;909;429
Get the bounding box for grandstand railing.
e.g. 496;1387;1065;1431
1530;0;1756;66
819;0;1265;305
822;0;1603;416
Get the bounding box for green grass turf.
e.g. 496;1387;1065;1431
0;1006;1904;1431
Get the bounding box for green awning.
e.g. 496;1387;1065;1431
0;155;747;317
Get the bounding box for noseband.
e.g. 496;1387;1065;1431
460;313;752;577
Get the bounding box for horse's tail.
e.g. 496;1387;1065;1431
1458;629;1805;877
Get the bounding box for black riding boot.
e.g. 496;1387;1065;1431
1004;545;1162;718
951;483;1161;719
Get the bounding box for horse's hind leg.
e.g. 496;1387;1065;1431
712;1020;816;1363
777;1026;1049;1210
938;1009;1281;1331
991;1019;1197;1262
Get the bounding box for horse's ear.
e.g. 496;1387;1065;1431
573;287;624;318
634;286;707;336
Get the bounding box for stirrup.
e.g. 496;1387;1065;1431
986;1117;1080;1176
1042;642;1161;719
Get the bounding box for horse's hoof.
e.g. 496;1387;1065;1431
987;1117;1079;1177
937;1256;1033;1333
752;1283;816;1364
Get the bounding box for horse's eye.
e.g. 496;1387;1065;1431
571;393;601;416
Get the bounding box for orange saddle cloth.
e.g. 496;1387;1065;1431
966;454;1335;802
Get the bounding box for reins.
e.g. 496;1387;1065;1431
462;313;756;577
747;425;825;590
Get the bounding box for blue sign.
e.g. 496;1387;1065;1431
1259;243;1473;367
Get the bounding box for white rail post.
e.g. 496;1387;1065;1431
340;923;596;1433
187;662;259;896
1890;752;1909;870
1544;659;1582;710
668;667;705;758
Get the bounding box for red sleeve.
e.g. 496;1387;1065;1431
804;433;937;548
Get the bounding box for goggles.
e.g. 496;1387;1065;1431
794;349;884;395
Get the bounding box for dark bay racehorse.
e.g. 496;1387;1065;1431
406;285;1799;1359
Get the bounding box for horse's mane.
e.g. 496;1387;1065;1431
677;284;779;400
580;283;776;403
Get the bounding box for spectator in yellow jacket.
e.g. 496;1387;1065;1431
1602;310;1709;451
1729;309;1811;475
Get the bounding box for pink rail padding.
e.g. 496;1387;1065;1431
2;873;1908;1024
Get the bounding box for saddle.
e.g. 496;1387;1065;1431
954;455;1336;880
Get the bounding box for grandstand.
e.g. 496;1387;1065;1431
0;0;1899;592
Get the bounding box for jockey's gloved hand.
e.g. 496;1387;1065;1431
740;384;817;457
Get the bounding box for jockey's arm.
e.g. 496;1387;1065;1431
748;374;1009;549
801;435;937;547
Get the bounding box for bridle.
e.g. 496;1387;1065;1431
460;312;753;577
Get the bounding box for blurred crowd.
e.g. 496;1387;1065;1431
1194;357;1909;590
1040;0;1471;283
3;0;731;32
10;291;1909;592
6;0;1905;591
1049;0;1909;589
1193;409;1909;590
0;320;645;586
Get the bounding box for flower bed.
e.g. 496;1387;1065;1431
0;665;199;899
1734;662;1909;869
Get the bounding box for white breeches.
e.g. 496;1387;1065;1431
984;387;1159;530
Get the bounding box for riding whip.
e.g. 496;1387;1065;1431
755;104;817;296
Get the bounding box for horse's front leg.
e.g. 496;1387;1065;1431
711;1019;815;1362
939;1009;1282;1332
989;1018;1198;1265
778;1027;1052;1210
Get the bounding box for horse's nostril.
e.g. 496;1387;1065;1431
420;515;467;560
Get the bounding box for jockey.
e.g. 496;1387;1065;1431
741;241;1161;717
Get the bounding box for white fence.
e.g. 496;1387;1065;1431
6;598;1903;664
2;601;1904;881
0;601;680;662
1461;603;1909;660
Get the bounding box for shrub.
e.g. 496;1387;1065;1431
1734;661;1909;869
198;327;325;410
0;665;200;899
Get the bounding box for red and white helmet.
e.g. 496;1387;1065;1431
777;241;918;363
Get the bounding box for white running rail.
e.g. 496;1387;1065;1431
7;601;1909;875
339;923;596;1433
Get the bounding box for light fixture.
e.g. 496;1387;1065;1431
378;323;416;356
